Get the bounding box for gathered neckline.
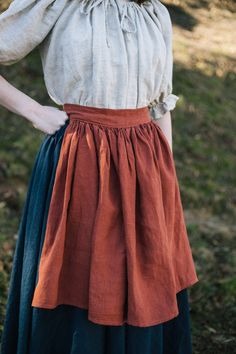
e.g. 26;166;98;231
78;0;156;47
78;0;154;9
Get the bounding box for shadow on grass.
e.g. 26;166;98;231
173;60;236;214
172;61;236;353
165;3;198;31
187;0;236;11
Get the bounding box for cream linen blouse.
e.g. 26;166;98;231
0;0;179;120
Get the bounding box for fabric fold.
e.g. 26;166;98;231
148;93;179;120
79;0;137;34
0;0;68;65
31;103;198;327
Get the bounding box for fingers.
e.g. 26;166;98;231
32;107;69;134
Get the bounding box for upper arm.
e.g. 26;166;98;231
148;0;179;120
0;0;68;65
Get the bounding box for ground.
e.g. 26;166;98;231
0;0;236;352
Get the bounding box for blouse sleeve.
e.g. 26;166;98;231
148;0;179;120
0;0;68;65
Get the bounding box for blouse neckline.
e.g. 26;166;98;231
79;0;153;12
79;0;154;38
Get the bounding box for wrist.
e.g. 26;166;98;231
22;100;43;125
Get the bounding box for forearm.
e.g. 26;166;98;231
0;74;69;135
154;111;173;152
0;74;41;121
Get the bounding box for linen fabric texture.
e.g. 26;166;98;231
0;0;179;119
30;104;198;327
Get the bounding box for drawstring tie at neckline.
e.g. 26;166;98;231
79;0;137;47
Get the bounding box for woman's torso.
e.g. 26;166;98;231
0;0;178;118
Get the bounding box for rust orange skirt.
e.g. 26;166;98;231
31;103;198;327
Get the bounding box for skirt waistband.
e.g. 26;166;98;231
63;103;152;128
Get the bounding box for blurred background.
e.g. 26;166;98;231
0;0;236;352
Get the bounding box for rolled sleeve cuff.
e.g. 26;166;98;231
148;94;179;120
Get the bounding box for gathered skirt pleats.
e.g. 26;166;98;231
1;103;197;354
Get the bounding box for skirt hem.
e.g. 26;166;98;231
31;276;199;327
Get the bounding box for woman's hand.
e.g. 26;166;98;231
0;74;68;135
30;105;69;135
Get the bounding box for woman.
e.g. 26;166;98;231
0;0;199;353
